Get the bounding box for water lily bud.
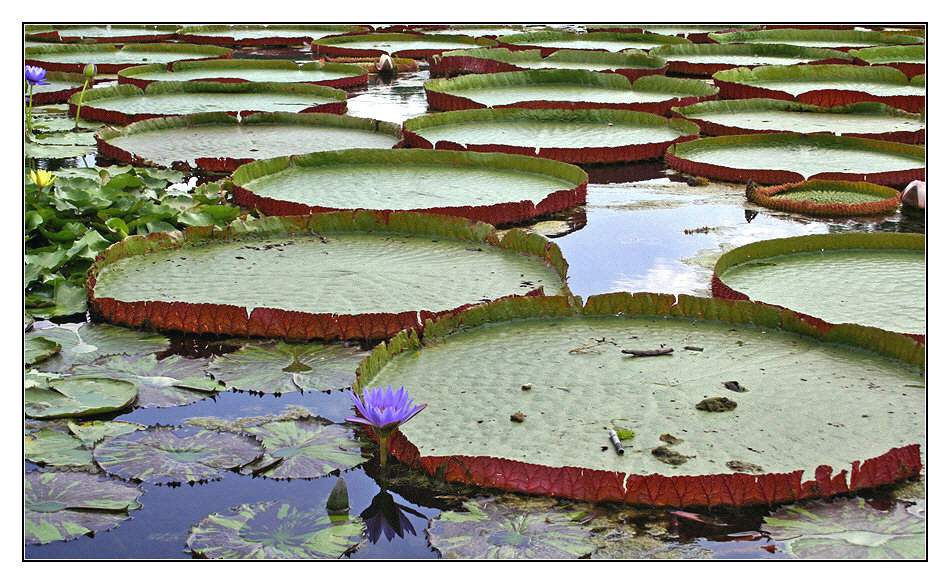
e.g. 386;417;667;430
326;477;350;514
83;63;97;79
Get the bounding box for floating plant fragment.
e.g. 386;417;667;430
426;497;599;559
207;340;369;395
26;322;169;373
762;497;925;559
25;470;144;545
93;425;264;485
186;501;365;559
68;354;224;408
25;376;138;419
240;417;369;479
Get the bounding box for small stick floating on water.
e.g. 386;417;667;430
622;348;674;357
608;429;624;455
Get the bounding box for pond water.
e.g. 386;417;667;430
24;44;925;560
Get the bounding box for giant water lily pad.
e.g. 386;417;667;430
87;212;569;341
25;470;144;545
425;70;717;115
95;112;400;172
712;65;924;112
402;108;699;164
25;322;169;373
176;24;371;46
429;47;667;80
206;340;368;395
71;81;347;125
427;497;599;559
67;354;224;408
671;99;924;144
241;417;369;479
762;497;924;559
713;233;924;337
93;425;264;484
24;70;92;105
745;179;902;216
25;376;138;419
118;59;368;90
709;28;924;51
25;43;231;74
664;133;924;187
495;31;691;54
26;25;179;43
649;43;853;76
312;32;496;59
186;501;364;558
355;293;923;506
231;149;586;224
850;45;925;77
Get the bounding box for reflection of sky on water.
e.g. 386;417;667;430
346;71;432;125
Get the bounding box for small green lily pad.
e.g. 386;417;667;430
25;428;94;468
25;336;62;367
241;417;370;479
186;501;365;559
25;376;138;419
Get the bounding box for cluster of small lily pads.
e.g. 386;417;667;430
23;23;925;560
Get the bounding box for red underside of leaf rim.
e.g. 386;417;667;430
713;79;924;113
25;53;232;75
119;72;368;91
745;180;902;216
427;54;668;83
72;101;345;126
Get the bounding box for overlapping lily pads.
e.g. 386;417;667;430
709;28;924;51
402;108;699;164
25;322;169;373
649;43;853;76
494;31;691;55
712;65;924;112
671;99;924;144
425;70;718;115
25;43;232;74
93;424;264;484
118;59;368;90
240;417;370;479
427;497;599;559
850;45;925;77
26;422;144;469
230;149;587;225
70;81;347;125
87;211;569;341
354;292;923;506
428;48;667;81
745;179;902;216
25;470;145;545
206;340;369;395
312;32;496;59
95;112;401;172
176;24;372;46
186;501;364;558
713;233;925;339
762;497;924;559
664;133;924;187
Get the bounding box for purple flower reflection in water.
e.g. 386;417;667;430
360;490;427;544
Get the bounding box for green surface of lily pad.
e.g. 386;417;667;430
763;497;924;559
717;234;924;335
313;33;492;57
650;42;852;70
709;28;924;49
177;24;370;43
241;417;370;479
119;59;366;86
25;470;144;545
207;340;368;395
26;43;230;71
25;376;138;419
497;31;691;52
435;47;667;74
25;428;94;468
186;501;364;558
427;497;599;559
93;425;264;484
25;336;62;367
26;322;169;373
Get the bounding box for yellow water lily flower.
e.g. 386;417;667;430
29;169;56;189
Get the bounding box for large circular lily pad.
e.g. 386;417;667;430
712;65;924;112
176;24;371;46
425;70;718;115
429;47;667;81
231;148;587;225
495;30;691;55
70;81;347;125
186;501;364;558
713;233;924;338
87;212;569;341
26;25;179;43
118;59;368;90
664;133;924;187
93;424;264;484
96;112;401;172
709;28;924;51
354;293;923;506
402;108;699;164
25;470;144;545
745;179;901;216
671;99;924;144
24;70;95;105
649;43;854;76
312;32;496;59
25;43;232;74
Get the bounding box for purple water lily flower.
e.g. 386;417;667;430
346;385;426;466
25;65;50;86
